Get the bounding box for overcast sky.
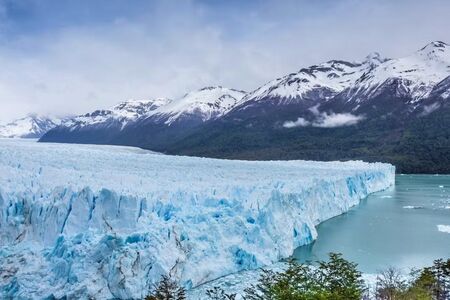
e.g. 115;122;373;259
0;0;449;122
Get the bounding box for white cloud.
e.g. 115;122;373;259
283;112;364;129
313;112;364;128
420;102;440;116
0;0;449;122
283;117;310;128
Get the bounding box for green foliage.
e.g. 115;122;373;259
145;274;186;300
316;253;365;300
409;259;450;300
243;254;364;300
375;258;450;300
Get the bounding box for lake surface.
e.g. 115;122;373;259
293;174;450;273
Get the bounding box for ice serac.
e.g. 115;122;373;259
0;139;395;299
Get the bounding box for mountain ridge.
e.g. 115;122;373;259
37;41;450;173
0;115;61;138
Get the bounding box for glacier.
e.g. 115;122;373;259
0;139;395;299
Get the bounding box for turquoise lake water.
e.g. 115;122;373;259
293;174;450;273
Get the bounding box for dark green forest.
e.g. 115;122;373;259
166;106;450;174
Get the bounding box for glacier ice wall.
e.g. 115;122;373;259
0;139;395;299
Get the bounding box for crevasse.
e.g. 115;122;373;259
0;139;395;299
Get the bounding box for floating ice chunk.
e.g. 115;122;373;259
437;225;450;234
403;205;424;209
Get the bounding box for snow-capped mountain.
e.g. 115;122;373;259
63;98;171;129
51;87;245;131
237;41;449;111
39;98;172;145
238;52;387;106
222;40;450;131
40;86;246;148
0;115;60;138
40;41;450;173
153;86;246;125
344;41;450;103
42;41;450;137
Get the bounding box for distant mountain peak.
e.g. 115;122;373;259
112;98;171;115
240;57;377;104
155;86;246;124
62;98;172;129
419;41;448;51
416;41;449;60
197;86;245;93
363;52;388;67
199;86;223;91
343;41;450;102
52;87;247;132
0;115;60;138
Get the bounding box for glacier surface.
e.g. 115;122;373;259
0;139;394;299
